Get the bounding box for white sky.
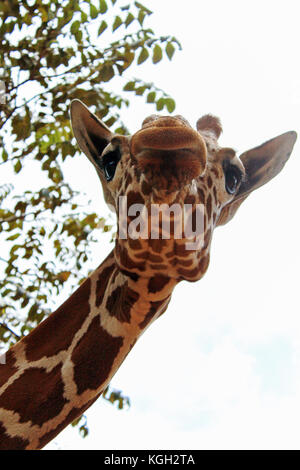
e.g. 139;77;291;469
4;0;300;450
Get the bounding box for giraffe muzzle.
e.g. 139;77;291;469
130;126;207;179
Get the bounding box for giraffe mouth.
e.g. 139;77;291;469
130;125;207;185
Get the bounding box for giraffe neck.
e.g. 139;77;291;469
0;250;175;450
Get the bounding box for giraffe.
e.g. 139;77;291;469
0;99;297;450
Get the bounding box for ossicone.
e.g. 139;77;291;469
196;114;222;139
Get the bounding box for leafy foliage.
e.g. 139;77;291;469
0;0;180;438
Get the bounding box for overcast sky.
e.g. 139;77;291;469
16;0;300;450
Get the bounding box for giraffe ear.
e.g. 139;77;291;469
70;99;117;207
70;99;113;172
217;131;297;226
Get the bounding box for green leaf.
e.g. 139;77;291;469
134;1;152;14
79;425;89;438
70;21;80;35
135;86;146;96
98;20;108;36
57;271;71;282
104;116;117;127
74;30;83;43
14;160;22;174
12;112;31;141
114;126;127;135
90;4;98;19
165;97;175;113
1;149;8;162
49;167;63;183
137;9;146;26
6;233;20;241
166;42;175;60
147;91;156;103
23;13;32;26
112;15;122;31
122;50;135;70
123;81;135;91
137;47;149;65
39;6;48;22
28;303;38;320
81;11;88;22
101;65;114;82
152;44;162;64
156;98;165;111
125;12;134;27
99;0;108;13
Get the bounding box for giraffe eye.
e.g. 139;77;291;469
224;164;243;195
102;148;121;182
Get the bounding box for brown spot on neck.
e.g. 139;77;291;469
128;238;142;251
0;423;29;450
116;244;145;272
0;365;67;426
72;316;123;395
24;277;92;361
206;193;212;220
106;283;140;323
38;394;101;449
148;238;167;254
148;274;170;294
197;187;206;204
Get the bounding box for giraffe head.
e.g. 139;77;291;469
71;100;297;282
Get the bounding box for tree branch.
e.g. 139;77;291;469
0;322;21;340
0;211;42;225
